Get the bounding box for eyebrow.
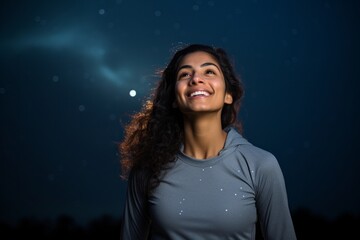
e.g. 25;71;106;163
177;62;221;72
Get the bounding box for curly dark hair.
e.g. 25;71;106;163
119;44;244;193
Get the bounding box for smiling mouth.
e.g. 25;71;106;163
189;90;211;97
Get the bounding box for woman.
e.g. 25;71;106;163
119;44;297;239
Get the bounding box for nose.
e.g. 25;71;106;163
189;72;204;85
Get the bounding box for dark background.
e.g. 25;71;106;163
1;0;359;238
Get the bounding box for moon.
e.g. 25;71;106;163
129;90;136;97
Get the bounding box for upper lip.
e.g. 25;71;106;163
187;89;212;97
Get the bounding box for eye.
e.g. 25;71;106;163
205;69;216;75
177;71;192;80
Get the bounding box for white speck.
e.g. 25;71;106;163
225;209;228;212
242;195;245;198
129;90;136;97
52;75;59;82
48;174;55;181
78;105;85;112
192;5;200;11
235;193;237;196
99;9;106;15
40;19;47;26
208;1;215;7
154;29;161;35
220;188;223;191
183;198;186;201
108;22;114;29
83;72;90;79
199;178;202;181
179;201;182;204
109;114;116;121
202;168;205;171
57;165;64;172
251;170;254;173
154;10;162;17
173;22;180;29
237;169;240;173
82;160;88;167
240;187;243;190
209;166;212;168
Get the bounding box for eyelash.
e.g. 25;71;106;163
178;69;216;79
179;72;191;78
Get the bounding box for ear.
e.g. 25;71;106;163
224;92;233;104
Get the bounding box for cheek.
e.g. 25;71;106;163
214;80;227;92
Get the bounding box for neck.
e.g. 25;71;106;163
182;114;227;160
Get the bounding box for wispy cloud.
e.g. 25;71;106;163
6;28;136;88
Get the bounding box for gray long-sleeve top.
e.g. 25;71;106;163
121;127;297;239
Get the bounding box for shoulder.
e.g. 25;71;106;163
238;142;278;164
235;143;287;195
226;128;277;163
127;168;151;193
235;142;282;179
224;128;280;174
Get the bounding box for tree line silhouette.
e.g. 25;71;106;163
0;208;358;239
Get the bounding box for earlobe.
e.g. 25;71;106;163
225;93;233;104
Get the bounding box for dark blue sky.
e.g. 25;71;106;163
1;0;359;225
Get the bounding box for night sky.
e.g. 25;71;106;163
1;0;359;226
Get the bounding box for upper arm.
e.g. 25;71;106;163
254;153;297;240
120;170;151;240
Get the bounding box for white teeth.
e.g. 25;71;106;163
190;91;210;97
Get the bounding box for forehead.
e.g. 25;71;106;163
178;51;219;67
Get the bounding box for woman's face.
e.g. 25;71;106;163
174;51;233;116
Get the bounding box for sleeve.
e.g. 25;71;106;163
120;169;151;240
254;153;297;240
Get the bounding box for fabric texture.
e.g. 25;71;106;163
121;127;297;240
